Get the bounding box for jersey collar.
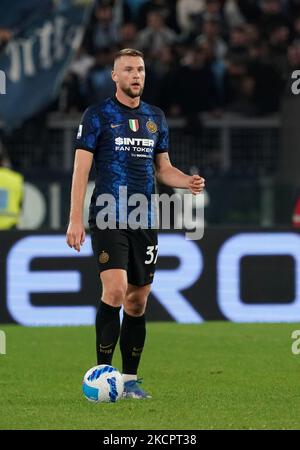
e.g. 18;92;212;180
112;96;141;111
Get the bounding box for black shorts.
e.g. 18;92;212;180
89;225;158;286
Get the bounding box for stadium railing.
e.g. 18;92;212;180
45;112;281;174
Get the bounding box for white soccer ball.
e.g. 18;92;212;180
82;364;124;403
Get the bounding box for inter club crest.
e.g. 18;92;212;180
146;120;157;133
129;119;139;132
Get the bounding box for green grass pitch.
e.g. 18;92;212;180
0;322;300;430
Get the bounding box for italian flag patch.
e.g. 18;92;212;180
129;119;139;132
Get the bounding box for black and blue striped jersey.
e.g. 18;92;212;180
75;96;169;225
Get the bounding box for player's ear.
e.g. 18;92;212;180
112;70;117;83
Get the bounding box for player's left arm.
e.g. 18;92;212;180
154;152;205;195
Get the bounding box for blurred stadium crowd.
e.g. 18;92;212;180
0;0;298;131
1;0;299;228
56;0;300;118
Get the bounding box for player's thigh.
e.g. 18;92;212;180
101;269;128;305
90;226;129;304
127;229;158;286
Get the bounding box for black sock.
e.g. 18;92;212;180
95;301;121;365
120;311;146;375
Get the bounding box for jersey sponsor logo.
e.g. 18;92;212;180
129;119;139;132
115;137;154;147
146;120;157;133
114;137;155;158
77;124;83;139
111;123;122;128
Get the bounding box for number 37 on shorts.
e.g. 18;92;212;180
145;245;158;265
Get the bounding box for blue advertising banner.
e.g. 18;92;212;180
0;0;93;129
0;229;299;325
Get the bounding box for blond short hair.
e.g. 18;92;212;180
114;48;144;64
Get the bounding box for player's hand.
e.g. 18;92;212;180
187;175;205;195
66;221;85;252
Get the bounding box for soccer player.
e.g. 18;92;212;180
66;48;205;399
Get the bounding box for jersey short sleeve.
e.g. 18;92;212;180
155;111;169;154
74;106;101;154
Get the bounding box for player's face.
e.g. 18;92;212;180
112;56;145;98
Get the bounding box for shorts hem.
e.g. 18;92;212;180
98;265;127;275
127;279;154;287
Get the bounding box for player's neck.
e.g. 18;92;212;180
115;92;140;109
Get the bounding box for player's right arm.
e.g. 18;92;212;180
66;149;93;252
66;106;101;252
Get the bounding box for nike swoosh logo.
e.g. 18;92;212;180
111;124;122;128
99;343;113;349
133;347;143;352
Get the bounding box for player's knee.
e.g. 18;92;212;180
102;285;127;307
124;293;147;316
